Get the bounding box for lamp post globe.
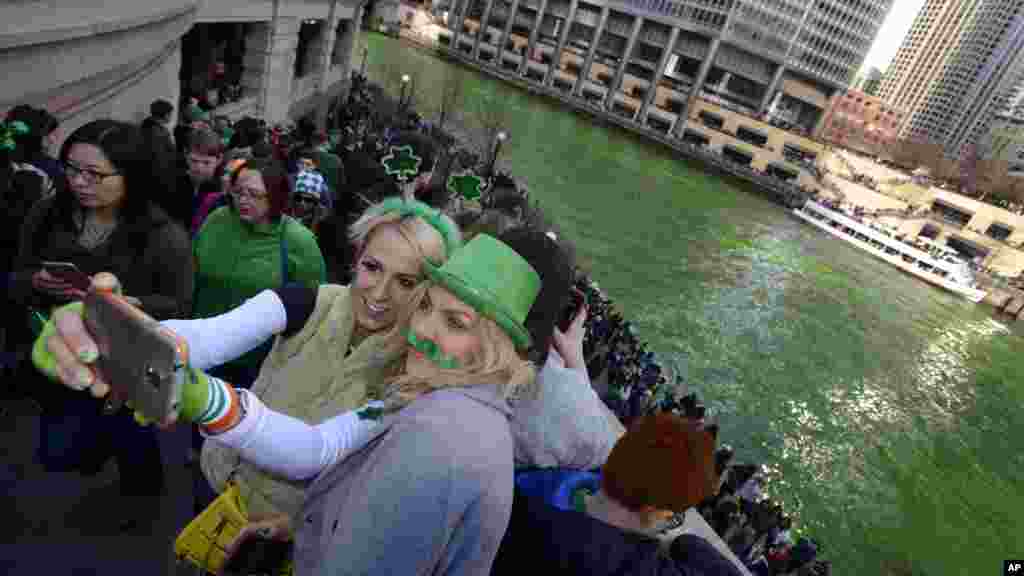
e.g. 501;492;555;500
399;74;412;121
489;131;509;178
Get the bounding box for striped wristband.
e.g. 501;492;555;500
196;374;241;434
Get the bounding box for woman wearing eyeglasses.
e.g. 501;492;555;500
7;119;192;528
191;152;326;394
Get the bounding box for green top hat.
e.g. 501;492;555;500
423;235;541;350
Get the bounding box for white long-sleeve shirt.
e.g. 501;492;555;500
203;390;383;481
161;290;288;372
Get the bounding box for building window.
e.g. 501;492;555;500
698;110;724;130
931;201;972;228
986;223;1013;242
295;19;325;79
736;125;768;148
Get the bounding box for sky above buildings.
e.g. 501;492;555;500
861;0;928;73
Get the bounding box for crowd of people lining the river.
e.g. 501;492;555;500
0;74;833;575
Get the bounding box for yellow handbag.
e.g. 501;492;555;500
174;480;249;574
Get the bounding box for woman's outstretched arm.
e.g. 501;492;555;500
161;283;317;370
202;389;383;481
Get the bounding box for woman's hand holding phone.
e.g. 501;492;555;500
552;290;588;372
33;274;117;397
31;272;195;429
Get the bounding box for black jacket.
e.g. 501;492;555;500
491;489;744;576
163;168;222;233
10;195;193;320
141;117;176;161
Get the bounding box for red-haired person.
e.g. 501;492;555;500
191;154;325;391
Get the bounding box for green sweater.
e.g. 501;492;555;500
192;206;325;371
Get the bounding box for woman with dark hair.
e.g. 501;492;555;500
7;119;191;525
191;153;326;391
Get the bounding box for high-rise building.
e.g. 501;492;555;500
878;0;1024;159
443;0;894;135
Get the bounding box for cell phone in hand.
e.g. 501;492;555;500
223;537;293;575
558;287;587;332
41;261;91;292
82;290;187;422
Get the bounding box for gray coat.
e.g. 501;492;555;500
294;384;515;576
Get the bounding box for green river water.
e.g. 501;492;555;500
364;34;1023;574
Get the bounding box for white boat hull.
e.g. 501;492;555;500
793;204;987;303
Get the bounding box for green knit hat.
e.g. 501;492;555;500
423;234;541;350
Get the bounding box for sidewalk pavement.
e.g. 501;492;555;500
0;397;198;575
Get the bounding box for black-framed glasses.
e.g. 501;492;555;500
61;161;120;185
293;195;319;206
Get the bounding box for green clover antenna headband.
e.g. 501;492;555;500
364;196;462;260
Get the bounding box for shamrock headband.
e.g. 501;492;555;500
0;120;30;152
364;196;462;260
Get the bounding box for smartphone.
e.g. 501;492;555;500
41;261;91;292
558;287;587;332
83;290;187;422
223;537;292;575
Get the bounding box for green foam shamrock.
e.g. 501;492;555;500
381;145;422;182
447;170;486;201
0;120;30;152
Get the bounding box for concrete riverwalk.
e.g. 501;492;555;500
0;396;196;575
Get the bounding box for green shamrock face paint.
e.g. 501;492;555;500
405;330;460;370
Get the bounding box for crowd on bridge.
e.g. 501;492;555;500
0;73;830;576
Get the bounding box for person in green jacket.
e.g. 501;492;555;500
191;153;326;389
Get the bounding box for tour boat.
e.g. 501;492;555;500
793;200;987;303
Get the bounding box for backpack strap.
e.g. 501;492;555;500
280;217;290;287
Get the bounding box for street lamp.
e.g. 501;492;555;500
400;74;411;106
488;130;508;177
